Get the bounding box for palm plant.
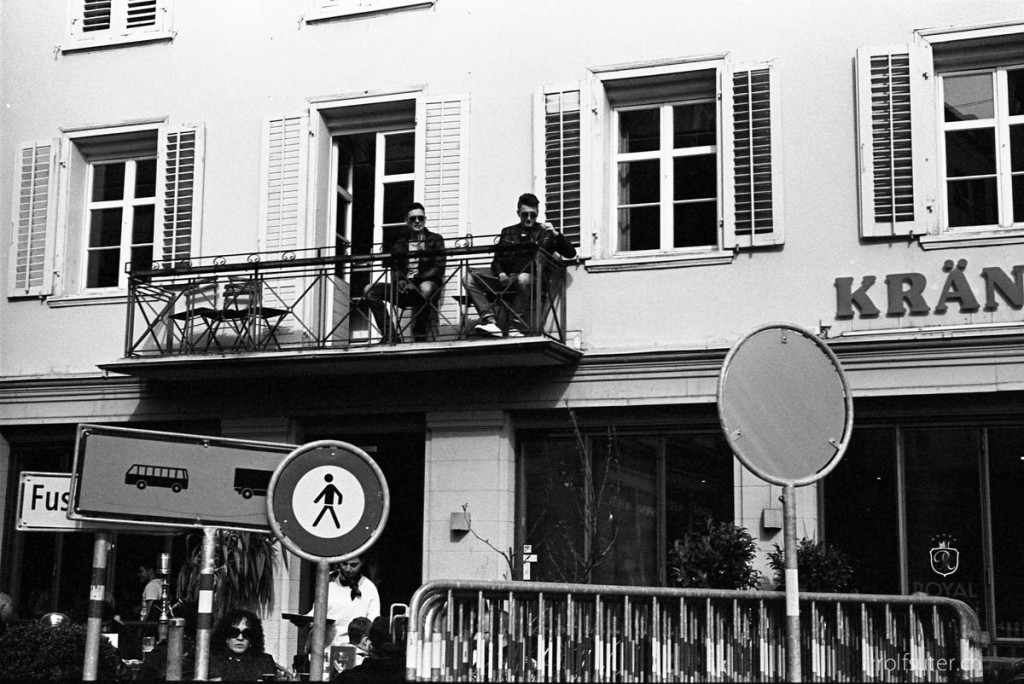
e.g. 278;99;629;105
176;529;283;619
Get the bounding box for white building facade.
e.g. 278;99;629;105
2;0;1023;662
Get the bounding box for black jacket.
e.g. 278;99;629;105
491;223;577;276
388;228;447;286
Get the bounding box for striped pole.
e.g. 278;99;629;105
82;532;112;681
193;527;217;680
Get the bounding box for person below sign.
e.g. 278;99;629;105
304;556;380;649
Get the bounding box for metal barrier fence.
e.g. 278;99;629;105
405;580;983;682
124;236;569;357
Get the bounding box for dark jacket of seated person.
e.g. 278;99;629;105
491;223;577;277
332;616;405;683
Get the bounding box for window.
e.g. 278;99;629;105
85;157;157;288
520;430;734;586
65;0;173;51
538;58;783;269
856;22;1024;245
306;0;436;22
8;122;204;299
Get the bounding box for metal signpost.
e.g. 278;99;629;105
267;440;390;682
718;323;853;683
68;424;298;680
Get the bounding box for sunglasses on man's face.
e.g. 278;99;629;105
226;628;254;640
519;211;538;219
407;215;426;223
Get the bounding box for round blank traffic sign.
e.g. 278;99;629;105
267;441;389;563
718;323;852;487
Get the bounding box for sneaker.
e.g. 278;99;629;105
474;321;503;337
506;328;525;338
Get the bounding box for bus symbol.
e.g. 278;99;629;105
124;464;189;493
233;468;274;499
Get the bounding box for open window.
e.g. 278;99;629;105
64;0;173;52
538;57;784;269
856;21;1024;246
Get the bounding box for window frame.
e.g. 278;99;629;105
82;155;158;291
64;0;173;53
305;0;436;23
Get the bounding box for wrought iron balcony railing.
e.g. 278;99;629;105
123;236;570;358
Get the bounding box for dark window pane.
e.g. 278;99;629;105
673;102;716;148
383;132;415;176
947;177;999;227
382;181;414;225
618;206;659;251
618;159;660;205
664;433;733;545
1012;124;1023;173
592;437;658;587
673;200;717;248
91;162;126;202
130;246;153;273
673;155;717;200
522;437;585;583
987;427;1024;639
943;73;994;122
87;249;121;288
618;108;660;154
823;428;900;594
945;129;996;177
904;428;985;623
1008;68;1024;117
1014;175;1024;224
134;158;157;198
89;208;123;247
132;205;154;244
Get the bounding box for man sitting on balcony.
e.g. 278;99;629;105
364;202;446;342
468;193;577;337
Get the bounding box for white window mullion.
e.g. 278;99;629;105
659;105;673;250
995;69;1014;227
118;161;138;288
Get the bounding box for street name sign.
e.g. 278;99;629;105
268;440;389;562
70;424;296;532
17;472;165;532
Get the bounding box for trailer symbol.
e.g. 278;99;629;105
233;468;274;499
124;464;189;493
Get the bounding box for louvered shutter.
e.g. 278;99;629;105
8;141;57;297
125;0;158;30
159;124;204;265
419;96;468;239
725;62;783;249
260;114;309;254
855;45;936;237
536;86;582;248
81;0;113;33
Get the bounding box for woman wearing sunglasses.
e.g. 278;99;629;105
209;608;289;681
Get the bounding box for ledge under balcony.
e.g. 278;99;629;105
99;238;582;382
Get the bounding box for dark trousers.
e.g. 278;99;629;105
466;271;534;331
364;280;440;341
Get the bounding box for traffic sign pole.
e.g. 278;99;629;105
82;532;111;681
309;560;331;682
193;527;217;681
784;484;801;682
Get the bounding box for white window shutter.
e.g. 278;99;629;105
8;140;57;297
259;114;309;254
725;61;784;249
159;123;204;265
417;95;468;239
535;85;582;250
855;45;936;237
125;0;159;31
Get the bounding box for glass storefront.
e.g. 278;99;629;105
825;423;1024;644
519;429;734;586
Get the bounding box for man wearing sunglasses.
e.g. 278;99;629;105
364;202;447;343
468;193;577;337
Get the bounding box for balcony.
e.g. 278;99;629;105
100;237;582;381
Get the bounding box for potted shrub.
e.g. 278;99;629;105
766;537;855;592
0;622;122;680
668;518;762;590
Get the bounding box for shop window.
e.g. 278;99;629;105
64;0;173;52
855;22;1024;246
8;122;204;300
520;430;734;586
539;57;784;270
306;0;436;22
